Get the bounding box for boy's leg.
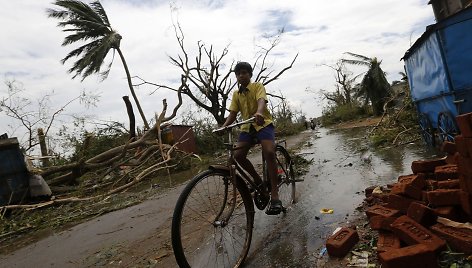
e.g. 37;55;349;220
260;140;278;200
233;141;264;186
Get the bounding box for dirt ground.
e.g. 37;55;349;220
331;117;382;130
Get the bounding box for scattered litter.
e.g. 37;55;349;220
437;217;472;230
347;251;373;267
372;186;383;195
315;216;320;220
319;247;327;257
320;208;334;214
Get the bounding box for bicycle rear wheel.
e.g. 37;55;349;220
275;145;296;208
171;169;254;268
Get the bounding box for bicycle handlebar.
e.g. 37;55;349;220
212;117;255;133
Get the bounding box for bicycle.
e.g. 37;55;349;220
171;117;301;268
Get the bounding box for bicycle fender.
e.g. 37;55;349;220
208;164;230;171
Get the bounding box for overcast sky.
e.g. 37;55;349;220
1;0;435;143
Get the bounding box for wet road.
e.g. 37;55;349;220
0;127;440;267
244;127;439;267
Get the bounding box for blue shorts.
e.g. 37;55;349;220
238;124;275;143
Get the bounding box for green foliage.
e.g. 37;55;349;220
369;81;421;147
193;120;226;155
321;103;370;126
180;111;225;155
48;0;119;80
343;53;391;116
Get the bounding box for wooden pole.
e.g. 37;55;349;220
122;96;136;139
37;128;50;167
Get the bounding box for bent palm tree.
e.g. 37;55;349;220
342;52;391;116
48;0;149;129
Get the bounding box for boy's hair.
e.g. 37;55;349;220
234;62;253;76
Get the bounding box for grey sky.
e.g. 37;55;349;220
1;0;435;144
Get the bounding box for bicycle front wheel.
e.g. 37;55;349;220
171;169;254;268
275;145;296;207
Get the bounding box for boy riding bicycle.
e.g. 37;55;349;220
218;61;282;215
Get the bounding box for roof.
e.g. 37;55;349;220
402;6;472;60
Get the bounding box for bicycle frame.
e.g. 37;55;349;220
212;118;263;224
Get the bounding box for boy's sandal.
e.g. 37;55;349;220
265;199;283;215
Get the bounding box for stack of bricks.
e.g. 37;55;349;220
360;112;472;267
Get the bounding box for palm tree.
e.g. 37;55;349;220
48;0;149;129
342;52;391;116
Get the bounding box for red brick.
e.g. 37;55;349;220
437;179;460;189
434;164;459;180
369;215;396;231
460;191;472;215
390;215;446;252
326;227;359;257
377;231;401;253
383;194;422;214
441;141;457;154
455;135;470;158
431;223;472;254
378;244;438;268
427;189;461;206
456;113;472;138
426;180;438;190
411;159;447;174
433;206;460;221
422;191;429;202
457;155;472;177
391;183;423;200
398;174;426;189
365;205;401;218
407;202;437;227
459;174;472;193
445;153;458;165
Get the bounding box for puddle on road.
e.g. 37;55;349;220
245;127;441;267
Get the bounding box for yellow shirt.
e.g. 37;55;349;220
229;82;273;132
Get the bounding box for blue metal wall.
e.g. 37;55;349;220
405;33;450;102
438;7;472;93
404;7;472;120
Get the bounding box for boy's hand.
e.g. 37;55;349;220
215;128;226;136
214;123;226;136
254;113;264;126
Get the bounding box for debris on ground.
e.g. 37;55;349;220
323;111;472;267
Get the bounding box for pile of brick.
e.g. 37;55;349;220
325;112;472;267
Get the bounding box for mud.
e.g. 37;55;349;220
0;127;439;267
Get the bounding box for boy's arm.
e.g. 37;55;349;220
221;111;238;127
255;98;266;126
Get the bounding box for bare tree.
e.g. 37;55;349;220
134;23;298;125
1;76;188;211
319;60;361;106
0;80;98;153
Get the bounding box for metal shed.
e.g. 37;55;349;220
161;125;197;154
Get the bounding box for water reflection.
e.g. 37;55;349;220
244;127;441;267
